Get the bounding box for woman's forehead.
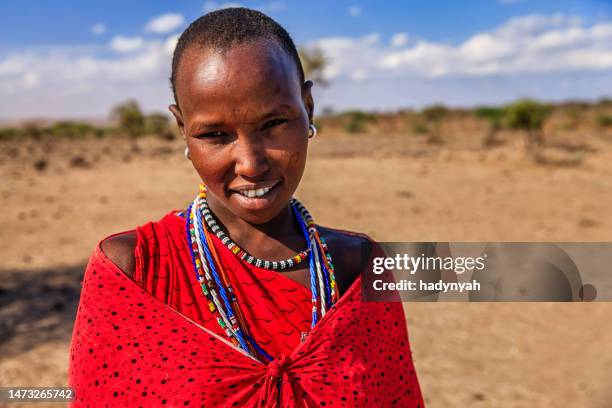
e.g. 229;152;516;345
176;42;303;120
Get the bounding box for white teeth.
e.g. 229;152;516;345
239;186;273;198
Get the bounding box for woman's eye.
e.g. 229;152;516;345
197;130;225;138
262;118;287;130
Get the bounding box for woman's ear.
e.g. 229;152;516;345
168;104;186;140
302;80;315;123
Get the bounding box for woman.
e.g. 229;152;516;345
69;8;424;407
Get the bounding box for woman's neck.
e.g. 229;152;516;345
205;194;307;259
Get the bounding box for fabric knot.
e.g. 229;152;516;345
267;354;288;380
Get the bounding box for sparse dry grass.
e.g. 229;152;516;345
2;118;612;407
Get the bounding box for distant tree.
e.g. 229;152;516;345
595;113;612;128
145;113;171;136
22;122;44;139
422;104;448;122
0;127;22;140
340;110;377;134
421;104;448;144
110;100;145;149
475;106;506;148
298;46;328;87
51;121;94;139
503;99;552;150
561;106;583;131
596;97;612;108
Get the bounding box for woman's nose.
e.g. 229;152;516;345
232;135;270;178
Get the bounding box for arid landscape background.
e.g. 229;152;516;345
1;103;612;407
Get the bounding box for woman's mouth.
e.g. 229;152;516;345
229;181;282;211
235;185;275;198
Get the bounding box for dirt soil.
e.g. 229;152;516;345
1;131;612;407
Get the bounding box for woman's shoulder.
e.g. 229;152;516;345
100;230;138;277
317;225;373;241
98;210;186;278
316;225;378;292
316;225;374;253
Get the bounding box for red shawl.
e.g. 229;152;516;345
69;212;424;407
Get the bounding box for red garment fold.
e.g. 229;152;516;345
69;212;424;407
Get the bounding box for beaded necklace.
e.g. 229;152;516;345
200;195;310;270
185;184;339;362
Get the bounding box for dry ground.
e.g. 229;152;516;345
1;129;612;407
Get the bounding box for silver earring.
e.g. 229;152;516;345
308;123;317;139
184;147;190;160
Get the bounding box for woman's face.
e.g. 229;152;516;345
170;40;313;224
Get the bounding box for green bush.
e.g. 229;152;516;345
22;122;44;139
475;106;505;129
422;104;448;122
145;113;170;136
50;121;94;139
110;100;145;139
419;104;448;143
561;107;582;130
339;110;377;134
503;99;552;131
412;123;428;134
596;97;612;108
0;127;23;141
595;113;612;128
503;99;552;149
475;106;507;147
94;128;107;139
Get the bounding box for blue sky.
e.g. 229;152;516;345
1;0;611;118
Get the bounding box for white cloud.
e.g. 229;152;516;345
110;36;145;53
164;34;180;55
497;13;581;37
13;36;175;83
22;72;39;88
0;56;24;75
390;33;409;47
312;13;612;80
0;34;180;117
348;5;361;17
459;33;515;61
2;12;612;118
313;33;384;80
203;1;243;12
145;13;185;34
91;23;106;35
350;69;368;80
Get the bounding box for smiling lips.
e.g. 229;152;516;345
230;181;280;198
